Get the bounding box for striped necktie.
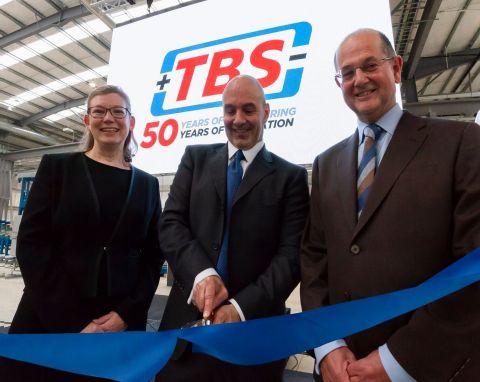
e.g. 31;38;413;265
357;123;383;218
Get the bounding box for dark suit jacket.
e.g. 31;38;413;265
12;152;163;333
301;112;480;381
159;143;309;336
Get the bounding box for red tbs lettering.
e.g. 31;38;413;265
251;40;284;88
173;40;284;102
202;48;243;97
176;55;208;101
141;119;179;148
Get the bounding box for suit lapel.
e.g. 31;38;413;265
210;144;228;206
80;153;101;223
234;145;275;205
354;112;429;238
337;133;358;231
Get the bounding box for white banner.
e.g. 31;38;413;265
108;0;394;174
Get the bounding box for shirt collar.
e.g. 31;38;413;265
356;104;403;143
227;140;264;163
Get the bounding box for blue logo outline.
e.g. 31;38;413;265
150;21;312;116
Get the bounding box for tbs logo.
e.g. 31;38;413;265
150;22;312;116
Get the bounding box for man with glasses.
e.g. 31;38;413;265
301;29;480;381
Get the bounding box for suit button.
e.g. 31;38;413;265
212;244;220;251
350;244;360;255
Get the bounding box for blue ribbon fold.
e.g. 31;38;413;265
1;247;479;382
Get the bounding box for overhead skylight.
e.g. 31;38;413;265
0;54;19;68
3;65;109;107
0;2;197;72
44;106;87;123
0;19;110;72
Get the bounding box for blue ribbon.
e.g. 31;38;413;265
1;247;479;382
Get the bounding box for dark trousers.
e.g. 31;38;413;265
156;352;286;382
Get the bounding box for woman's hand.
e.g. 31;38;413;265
80;311;127;333
92;311;127;332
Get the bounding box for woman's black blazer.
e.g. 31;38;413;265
14;152;163;332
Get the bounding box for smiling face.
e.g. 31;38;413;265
222;76;269;150
335;31;403;123
83;92;135;150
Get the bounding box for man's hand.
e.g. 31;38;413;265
192;275;228;319
320;346;356;382
80;321;104;333
92;311;127;332
347;349;390;382
211;304;240;324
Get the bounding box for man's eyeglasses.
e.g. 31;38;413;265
87;106;130;119
335;56;395;85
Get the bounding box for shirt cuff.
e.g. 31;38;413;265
314;339;348;374
187;268;219;304
378;344;416;382
228;298;246;321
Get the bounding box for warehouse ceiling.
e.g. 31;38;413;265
0;0;479;161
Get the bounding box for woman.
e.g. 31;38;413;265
4;85;163;380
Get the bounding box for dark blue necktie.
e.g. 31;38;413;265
217;150;245;284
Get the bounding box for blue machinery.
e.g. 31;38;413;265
0;220;12;257
18;176;34;215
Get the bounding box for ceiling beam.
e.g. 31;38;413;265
414;48;480;79
0;5;90;49
0;120;59;146
435;0;473;94
79;1;115;30
1;134;43;150
117;0;206;27
456;24;480;91
418;90;480;101
0;143;80;162
405;97;480;118
19;99;87;127
391;0;407;16
453;51;480;93
403;0;442;80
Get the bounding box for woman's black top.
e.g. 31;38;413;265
84;154;131;296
